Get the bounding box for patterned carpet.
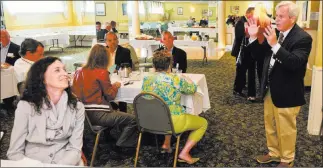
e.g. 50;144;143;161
0;48;322;167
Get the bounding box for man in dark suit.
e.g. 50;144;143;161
1;29;21;66
105;32;132;112
96;21;107;42
0;29;21;111
231;7;256;100
246;2;313;167
105;32;132;71
155;31;187;73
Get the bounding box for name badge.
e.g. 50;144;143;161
7;53;14;58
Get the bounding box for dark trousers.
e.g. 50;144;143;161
256;57;264;86
234;56;256;97
110;101;127;112
87;111;138;147
2;96;16;110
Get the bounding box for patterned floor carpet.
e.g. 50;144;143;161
0;48;322;167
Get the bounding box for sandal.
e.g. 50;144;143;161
178;157;200;164
160;147;173;153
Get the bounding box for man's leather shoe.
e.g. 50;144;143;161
277;161;294;167
255;154;280;163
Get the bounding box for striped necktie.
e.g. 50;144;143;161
268;32;284;78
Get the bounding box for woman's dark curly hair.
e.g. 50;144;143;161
20;56;78;114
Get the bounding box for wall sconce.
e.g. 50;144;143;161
190;6;195;13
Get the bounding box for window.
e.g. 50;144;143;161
85;1;95;13
4;1;65;14
149;2;164;14
127;1;145;15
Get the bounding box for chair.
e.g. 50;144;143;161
133;92;182;168
84;104;111;167
120;43;139;71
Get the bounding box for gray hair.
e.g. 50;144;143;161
275;1;299;21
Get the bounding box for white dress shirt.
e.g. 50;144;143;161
14;58;34;83
1;42;11;63
107;47;118;72
249;26;293;66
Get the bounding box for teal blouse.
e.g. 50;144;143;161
141;72;197;115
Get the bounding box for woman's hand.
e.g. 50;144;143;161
181;75;193;84
246;17;259;39
113;82;121;88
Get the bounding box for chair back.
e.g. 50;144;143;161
133;92;176;136
120;43;139;70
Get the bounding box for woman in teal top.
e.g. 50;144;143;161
142;51;208;164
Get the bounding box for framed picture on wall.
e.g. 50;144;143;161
177;7;183;15
122;3;127;15
95;3;106;16
230;6;239;14
202;9;208;16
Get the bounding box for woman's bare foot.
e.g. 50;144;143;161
178;153;199;164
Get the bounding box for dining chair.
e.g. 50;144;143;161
133;92;182;168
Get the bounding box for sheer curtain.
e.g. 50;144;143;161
3;1;65;14
149;1;164;14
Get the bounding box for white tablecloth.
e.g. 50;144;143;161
1;66;19;100
1;159;82;167
10;32;69;47
111;72;210;115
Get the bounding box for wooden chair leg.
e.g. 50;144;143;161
134;132;143;168
173;135;181;168
90;131;101;167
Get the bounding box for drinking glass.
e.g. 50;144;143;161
172;68;177;73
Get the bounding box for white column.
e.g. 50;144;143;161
217;1;226;49
132;1;140;39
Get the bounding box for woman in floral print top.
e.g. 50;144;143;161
141;50;208;164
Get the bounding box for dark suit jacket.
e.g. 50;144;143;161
1;42;21;66
247;24;312;108
113;45;132;70
155;46;187;73
231;16;247;57
96;29;108;41
112;28;118;33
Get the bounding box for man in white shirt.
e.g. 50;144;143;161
0;29;21;66
105;32;132;113
14;38;44;83
0;29;21;111
246;1;312;167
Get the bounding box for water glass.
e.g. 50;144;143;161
172;68;177;73
139;67;145;73
176;69;182;76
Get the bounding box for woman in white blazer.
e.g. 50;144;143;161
7;56;85;166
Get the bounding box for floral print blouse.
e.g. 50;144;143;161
142;72;197;115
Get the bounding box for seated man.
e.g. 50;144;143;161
14;38;44;83
105;32;132;72
1;29;21;110
96;21;107;42
111;21;118;33
155;31;187;73
1;29;21;66
105;22;112;32
105;32;132;112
